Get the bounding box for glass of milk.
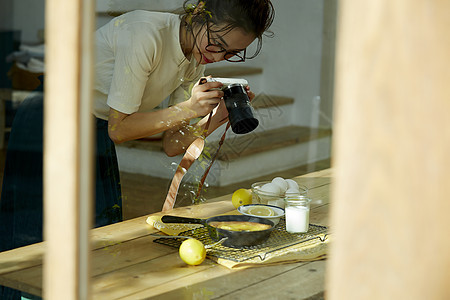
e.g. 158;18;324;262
284;195;311;233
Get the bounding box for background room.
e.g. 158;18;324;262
0;0;336;218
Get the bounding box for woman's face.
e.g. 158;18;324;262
192;24;256;64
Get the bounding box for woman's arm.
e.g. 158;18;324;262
162;99;229;156
107;80;224;147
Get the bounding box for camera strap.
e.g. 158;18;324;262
195;122;230;200
162;112;216;211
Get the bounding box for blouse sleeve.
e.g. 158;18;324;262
106;21;157;114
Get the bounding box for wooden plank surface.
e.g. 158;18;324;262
127;260;325;300
0;243;45;275
0;169;331;299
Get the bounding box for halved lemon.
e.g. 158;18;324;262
247;206;275;217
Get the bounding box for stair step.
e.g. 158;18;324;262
217;126;332;162
205;66;263;77
119;138;163;152
119;124;330;158
206;125;332;186
116;124;332;185
251;94;294;109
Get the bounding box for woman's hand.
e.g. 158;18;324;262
245;85;255;101
185;79;224;117
211;98;229;123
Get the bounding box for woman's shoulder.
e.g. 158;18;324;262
99;10;179;42
117;10;179;26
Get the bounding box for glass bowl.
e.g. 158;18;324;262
251;181;308;209
238;204;285;225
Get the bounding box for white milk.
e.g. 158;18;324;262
285;206;310;233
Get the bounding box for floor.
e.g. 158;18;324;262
0;142;331;220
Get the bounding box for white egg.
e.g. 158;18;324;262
271;177;288;193
285;179;300;190
260;182;282;195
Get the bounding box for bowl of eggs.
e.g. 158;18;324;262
251;177;307;209
238;204;285;225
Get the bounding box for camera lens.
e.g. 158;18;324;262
223;83;259;134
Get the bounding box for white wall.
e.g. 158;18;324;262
243;0;325;128
8;0;327;129
205;1;326;129
0;0;14;30
96;0;183;13
12;0;46;44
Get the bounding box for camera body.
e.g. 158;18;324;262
204;77;249;89
203;77;259;134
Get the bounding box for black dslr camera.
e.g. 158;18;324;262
203;77;259;134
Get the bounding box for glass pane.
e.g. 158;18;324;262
0;0;335;298
90;0;334;298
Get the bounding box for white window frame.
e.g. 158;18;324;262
43;0;95;298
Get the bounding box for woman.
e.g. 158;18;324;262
1;0;274;297
93;0;275;214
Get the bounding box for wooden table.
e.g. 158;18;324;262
0;168;332;299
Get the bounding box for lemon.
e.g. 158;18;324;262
232;188;253;208
247;206;275;217
179;238;206;266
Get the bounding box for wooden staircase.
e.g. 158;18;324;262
116;66;332;186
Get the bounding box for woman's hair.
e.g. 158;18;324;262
180;0;275;59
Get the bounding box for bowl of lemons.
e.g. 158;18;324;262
238;204;285;225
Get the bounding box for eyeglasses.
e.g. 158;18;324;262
205;22;246;62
